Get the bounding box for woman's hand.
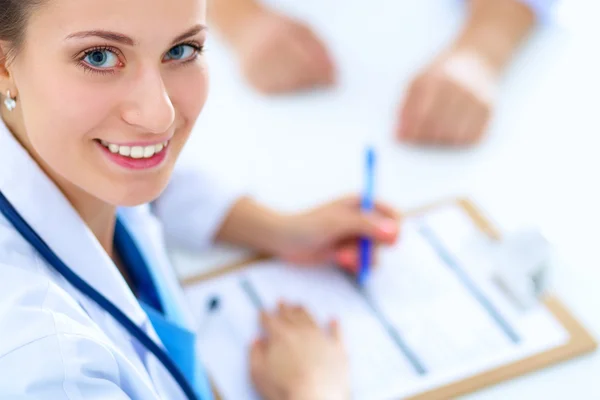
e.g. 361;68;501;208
274;195;400;273
250;302;350;400
215;195;400;273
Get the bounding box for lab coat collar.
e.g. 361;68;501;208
0;119;148;328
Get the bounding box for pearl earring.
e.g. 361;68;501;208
4;90;16;112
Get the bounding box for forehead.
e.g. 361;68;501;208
28;0;206;43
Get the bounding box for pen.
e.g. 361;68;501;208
357;145;376;285
240;277;265;311
197;295;221;335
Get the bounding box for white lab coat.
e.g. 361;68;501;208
0;118;241;399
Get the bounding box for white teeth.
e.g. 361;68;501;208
130;146;143;159
143;145;155;158
99;140;169;159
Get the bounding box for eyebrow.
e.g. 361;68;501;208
65;25;206;46
170;25;206;45
66;30;136;45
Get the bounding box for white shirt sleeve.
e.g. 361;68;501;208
151;164;244;251
514;0;559;21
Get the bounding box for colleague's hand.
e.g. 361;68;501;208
397;48;500;147
274;195;400;273
250;302;350;400
229;9;336;94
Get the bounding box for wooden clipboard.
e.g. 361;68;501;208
182;197;598;400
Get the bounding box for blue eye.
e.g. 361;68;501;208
164;44;198;61
83;49;119;68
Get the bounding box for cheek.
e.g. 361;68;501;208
169;63;209;126
14;66;116;175
18;59;115;126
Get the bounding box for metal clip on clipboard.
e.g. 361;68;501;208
488;228;555;310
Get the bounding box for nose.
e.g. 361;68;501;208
121;67;175;134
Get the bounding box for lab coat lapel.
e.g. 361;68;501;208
0;120;148;328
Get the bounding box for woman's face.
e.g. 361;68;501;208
4;0;208;206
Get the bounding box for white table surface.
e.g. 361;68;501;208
172;0;600;398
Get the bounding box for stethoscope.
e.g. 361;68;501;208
0;191;201;400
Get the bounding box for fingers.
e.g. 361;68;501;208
321;200;398;272
249;336;266;378
463;99;490;144
249;337;271;396
290;305;316;328
329;319;343;343
332;212;399;245
246;46;302;94
260;309;287;337
259;302;341;344
260;35;320;93
243;18;335;95
430;86;489;146
373;201;402;222
260;302;319;337
398;76;436;143
336;195;401;221
250;337;267;365
335;244;358;271
294;24;336;85
427;85;461;144
321;196;400;248
286;40;328;92
277;302;315;328
334;242;381;273
398;65;493;147
283;26;335;92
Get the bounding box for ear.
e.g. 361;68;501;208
0;41;10;79
0;42;15;96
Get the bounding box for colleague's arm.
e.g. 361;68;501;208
208;0;335;94
455;0;538;71
397;0;545;146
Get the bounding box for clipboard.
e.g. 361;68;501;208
181;197;597;400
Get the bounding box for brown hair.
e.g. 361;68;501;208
0;0;44;62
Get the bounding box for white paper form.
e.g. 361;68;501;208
184;204;570;400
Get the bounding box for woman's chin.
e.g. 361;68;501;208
103;182;169;207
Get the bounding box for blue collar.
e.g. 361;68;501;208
114;218;164;314
114;217;214;400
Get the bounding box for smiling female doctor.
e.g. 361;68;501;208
0;0;400;399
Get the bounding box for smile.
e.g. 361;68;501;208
98;140;169;159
